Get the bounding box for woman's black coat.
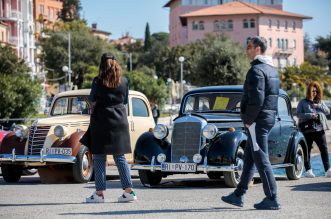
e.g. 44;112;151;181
88;76;131;155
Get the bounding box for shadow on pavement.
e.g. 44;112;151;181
290;182;331;192
59;207;256;216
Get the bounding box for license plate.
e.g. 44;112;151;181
45;148;72;156
161;163;196;172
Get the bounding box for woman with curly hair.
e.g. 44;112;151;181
297;81;331;178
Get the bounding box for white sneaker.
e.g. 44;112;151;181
305;169;315;178
118;191;137;202
86;191;105;203
325;168;331;177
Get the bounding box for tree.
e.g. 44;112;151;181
144;23;152;51
280;62;331;98
190;34;249;86
40;21;116;88
125;70;167;106
315;32;331;73
60;0;82;22
0;46;42;119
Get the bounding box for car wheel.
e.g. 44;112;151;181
207;172;223;180
286;144;304;180
224;146;244;188
1;164;22;183
72;145;93;183
23;168;37;175
138;170;162;186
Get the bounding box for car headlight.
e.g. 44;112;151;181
153;124;168;140
15;125;28;138
193;154;202;163
157;153;166;163
202;124;218;139
54;125;68;138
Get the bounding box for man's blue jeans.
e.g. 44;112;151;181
234;123;278;200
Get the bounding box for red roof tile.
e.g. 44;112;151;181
180;1;312;19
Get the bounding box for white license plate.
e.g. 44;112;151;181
45;148;72;156
161;163;196;172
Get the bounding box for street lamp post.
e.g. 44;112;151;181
178;56;185;100
42;31;72;90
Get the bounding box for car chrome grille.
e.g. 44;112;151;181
27;126;51;155
171;121;201;162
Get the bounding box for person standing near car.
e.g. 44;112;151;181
85;52;137;203
152;103;160;124
221;36;281;210
297;81;331;178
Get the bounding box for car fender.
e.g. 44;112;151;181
0;132;26;154
134;132;171;164
208;131;247;164
285;131;308;164
51;131;86;157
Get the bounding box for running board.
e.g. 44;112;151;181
272;163;293;169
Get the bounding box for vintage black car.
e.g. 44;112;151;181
131;85;308;188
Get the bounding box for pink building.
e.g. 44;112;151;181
165;0;311;68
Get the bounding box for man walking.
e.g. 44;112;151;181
221;36;281;210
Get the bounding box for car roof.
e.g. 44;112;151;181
185;85;287;96
54;89;147;99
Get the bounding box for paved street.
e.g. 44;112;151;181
1;169;330;219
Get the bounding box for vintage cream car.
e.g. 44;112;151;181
0;89;155;183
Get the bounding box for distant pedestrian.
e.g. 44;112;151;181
297;81;331;178
221;36;281;210
84;52;137;203
152;103;160;124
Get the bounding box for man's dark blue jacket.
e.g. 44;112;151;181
240;58;280;126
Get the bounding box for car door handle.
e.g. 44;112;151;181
277;117;281;121
131;121;135;131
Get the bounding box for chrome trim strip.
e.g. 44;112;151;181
131;163;294;172
0;153;76;164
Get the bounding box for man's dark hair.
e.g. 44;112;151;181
249;36;268;54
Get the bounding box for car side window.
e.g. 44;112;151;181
52;97;69;116
132;97;149;117
278;97;289;117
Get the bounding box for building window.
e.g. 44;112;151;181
293;39;296;49
227;20;233;30
293;58;297;66
281;39;284;49
214;20;220;31
285;39;288;49
198;21;205;30
268;19;272;28
192;21;199;30
250;19;255;28
269;38;272;47
277;57;281;68
277;20;280;29
277;38;280;48
292;21;296;30
285;20;288;30
39;5;44;14
243;19;249;28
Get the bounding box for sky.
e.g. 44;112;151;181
80;0;331;42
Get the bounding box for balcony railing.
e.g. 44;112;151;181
0;10;22;21
274;48;294;55
8;36;18;45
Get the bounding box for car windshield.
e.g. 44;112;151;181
52;96;90;116
182;92;243;114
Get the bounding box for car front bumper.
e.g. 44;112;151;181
131;156;242;173
0;149;76;165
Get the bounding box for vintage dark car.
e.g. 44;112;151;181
131;85;308;187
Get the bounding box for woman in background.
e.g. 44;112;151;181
297;81;331;178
